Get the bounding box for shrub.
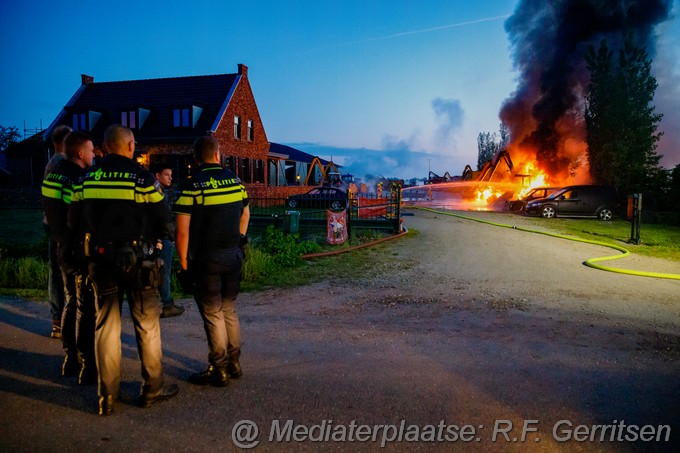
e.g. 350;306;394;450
258;225;322;267
0;256;48;289
241;246;277;281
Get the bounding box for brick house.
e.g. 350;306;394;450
42;64;327;198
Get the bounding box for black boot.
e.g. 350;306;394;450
61;356;80;377
227;352;242;379
140;384;180;408
189;365;229;387
78;361;98;385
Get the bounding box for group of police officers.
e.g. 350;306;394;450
42;124;250;416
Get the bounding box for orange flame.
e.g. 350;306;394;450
475;186;503;204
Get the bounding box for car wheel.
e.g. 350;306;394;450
540;205;556;218
287;199;298;208
598;207;613;221
330;200;343;210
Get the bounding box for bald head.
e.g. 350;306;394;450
103;124;135;158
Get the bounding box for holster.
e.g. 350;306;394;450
139;258;162;290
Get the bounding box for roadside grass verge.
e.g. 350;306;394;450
2;204;677;299
528;218;680;261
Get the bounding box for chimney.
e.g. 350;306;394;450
237;64;248;77
81;74;94;85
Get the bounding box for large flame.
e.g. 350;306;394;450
475;186;504;204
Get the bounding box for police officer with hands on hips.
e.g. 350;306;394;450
78;124;178;415
174;135;250;387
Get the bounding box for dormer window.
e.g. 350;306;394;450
73;113;87;131
72;110;101;132
121;111;137;129
234;115;241;139
173;108;190;128
173;106;202;128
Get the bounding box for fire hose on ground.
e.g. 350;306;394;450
417;207;680;281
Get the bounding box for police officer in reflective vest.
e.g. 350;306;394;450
79;124;178;415
42;131;96;384
175;135;250;387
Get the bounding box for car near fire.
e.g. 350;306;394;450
505;186;560;211
525;185;620;220
286;186;349;211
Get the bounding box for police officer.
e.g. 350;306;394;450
42;131;96;383
175;135;250;387
44;124;72;338
79;124;178;415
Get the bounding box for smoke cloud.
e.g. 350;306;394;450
432;97;465;150
500;0;674;177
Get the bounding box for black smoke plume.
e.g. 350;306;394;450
500;0;673;176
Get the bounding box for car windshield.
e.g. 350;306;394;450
546;188;568;200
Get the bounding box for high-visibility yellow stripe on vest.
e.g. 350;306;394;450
202;187;244;206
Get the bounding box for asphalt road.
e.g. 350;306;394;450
1;209;679;452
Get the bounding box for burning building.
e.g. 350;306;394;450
499;0;672;189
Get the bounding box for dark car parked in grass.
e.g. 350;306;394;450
525;185;620;220
286;186;348;211
505;186;560;211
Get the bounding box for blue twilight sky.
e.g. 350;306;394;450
1;0;679;179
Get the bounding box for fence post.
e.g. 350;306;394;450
346;193;352;239
393;185;402;233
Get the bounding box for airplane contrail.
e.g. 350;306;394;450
302;14;511;54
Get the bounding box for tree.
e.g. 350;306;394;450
0;125;20;153
669;164;680;213
498;123;510;150
477;132;498;171
585;36;663;195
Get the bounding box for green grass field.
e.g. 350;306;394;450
0;208;47;258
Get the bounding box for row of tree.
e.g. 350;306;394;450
477;35;680;217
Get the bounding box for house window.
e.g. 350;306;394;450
72;113;87;131
240;157;250;182
173;108;190;127
254;159;264;183
234;115;241;139
247;119;254;141
221;155;236;171
121;111;137;129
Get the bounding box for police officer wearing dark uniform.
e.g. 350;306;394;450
42;131;96;384
175;135;250;387
79;124;178;415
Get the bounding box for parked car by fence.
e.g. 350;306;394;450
525;185;620;220
286;186;348;211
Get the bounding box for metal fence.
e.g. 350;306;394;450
248;190;402;236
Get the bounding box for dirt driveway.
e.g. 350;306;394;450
1;209;679;452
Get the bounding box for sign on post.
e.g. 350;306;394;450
326;210;348;245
